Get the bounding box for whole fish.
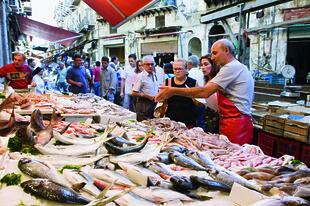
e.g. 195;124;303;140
108;136;136;147
156;152;172;164
170;176;198;192
0;106;15;136
162;145;189;154
36;154;108;168
131;186;192;204
88;168;135;187
169;151;207;171
62;169;101;197
105;190;157;206
186;151;218;171
35;130;111;156
29;109;45;132
21;179;90;204
147;162;176;178
18;157;63;184
53;130;104;145
190;175;231;193
104;137;149;155
209;167;261;192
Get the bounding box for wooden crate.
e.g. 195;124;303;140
263;114;286;136
284;119;309;143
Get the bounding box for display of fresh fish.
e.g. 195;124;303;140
162;145;189;154
243;172;275;181
21;179;90;204
190;176;231;193
88;168;135;187
156;152;172;164
62;169;101;197
131;186;192;204
169;151;207;171
147;161;176;178
104;137;149;155
250;196;309;206
18;157;63;184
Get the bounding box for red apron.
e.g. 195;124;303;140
217;90;253;145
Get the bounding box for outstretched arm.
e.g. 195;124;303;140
156;82;220;102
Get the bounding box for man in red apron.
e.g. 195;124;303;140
156;39;254;145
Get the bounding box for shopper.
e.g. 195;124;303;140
156;39;254;145
121;53;136;111
132;55;158;121
31;67;45;94
93;61;101;96
56;61;68;93
0;52;32;89
100;56;116;102
66;54;88;94
165;59;198;128
131;59;144;111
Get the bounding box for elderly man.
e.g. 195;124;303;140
132;55;159;121
156;39;254;145
0;52;32;89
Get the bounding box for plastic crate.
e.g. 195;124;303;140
301;144;310;167
276;138;301;159
257;131;277;157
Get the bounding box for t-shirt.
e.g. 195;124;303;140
93;66;101;82
132;70;158;96
121;65;135;94
0;63;32;89
57;68;68;83
210;59;254;115
66;66;88;94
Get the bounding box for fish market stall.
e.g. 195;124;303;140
0;93;309;206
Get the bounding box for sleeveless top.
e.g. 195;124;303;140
165;77;197;126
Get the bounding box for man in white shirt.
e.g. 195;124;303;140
132;55;158;121
120;54;136;111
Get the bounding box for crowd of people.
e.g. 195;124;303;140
0;39;254;145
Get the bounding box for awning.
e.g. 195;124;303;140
17;16;82;47
83;0;159;28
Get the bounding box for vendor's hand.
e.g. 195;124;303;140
76;82;83;87
155;86;173;102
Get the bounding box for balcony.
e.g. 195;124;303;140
78;18;95;33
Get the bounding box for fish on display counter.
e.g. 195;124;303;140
21;179;90;204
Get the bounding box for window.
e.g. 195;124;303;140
109;25;117;34
155;15;165;28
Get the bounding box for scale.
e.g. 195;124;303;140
280;65;300;98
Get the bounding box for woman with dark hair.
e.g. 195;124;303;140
163;63;174;79
200;54;219;133
31;67;45;94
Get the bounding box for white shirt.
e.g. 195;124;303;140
211;59;254;115
188;67;205;87
132;70;159;96
155;66;165;86
32;74;45;94
121;65;135;94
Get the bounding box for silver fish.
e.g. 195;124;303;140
18;157;63;184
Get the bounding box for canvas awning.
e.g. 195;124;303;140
17;16;82;47
83;0;159;28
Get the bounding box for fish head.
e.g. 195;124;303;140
19;157;32;165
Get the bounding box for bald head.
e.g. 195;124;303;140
211;39;236;67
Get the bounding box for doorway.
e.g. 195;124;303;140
287;38;310;84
